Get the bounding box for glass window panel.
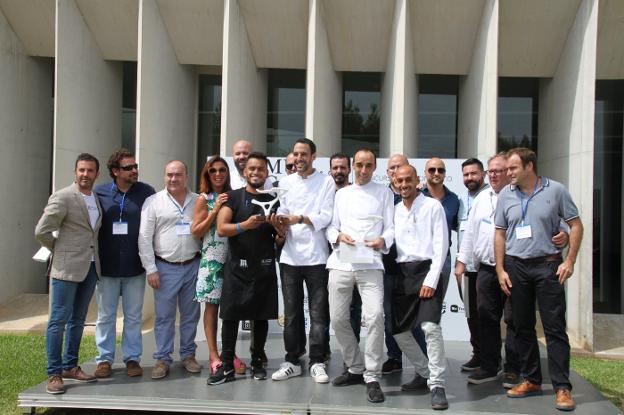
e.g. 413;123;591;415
342;72;381;156
497;77;539;152
267;69;306;156
122;62;137;151
418;75;458;158
197;74;222;185
593;80;624;314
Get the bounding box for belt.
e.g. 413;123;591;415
506;253;562;264
155;253;199;266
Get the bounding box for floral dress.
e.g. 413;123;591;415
195;192;228;304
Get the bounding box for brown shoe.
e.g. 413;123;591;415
507;380;542;398
62;366;96;383
182;356;202;373
46;375;65;394
94;361;112;378
555;388;576;411
126;360;143;377
151;360;169;379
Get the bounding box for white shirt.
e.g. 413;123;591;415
82;193;100;230
395;193;449;289
277;170;335;266
230;171;273;190
457;188;498;269
138;189;200;275
458;184;489;272
326;181;395;272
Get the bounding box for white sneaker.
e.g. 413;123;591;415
310;363;329;384
271;362;302;381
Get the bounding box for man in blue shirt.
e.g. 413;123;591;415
93;149;155;378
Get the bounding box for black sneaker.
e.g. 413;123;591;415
502;372;520;389
467;369;499;384
401;373;428;391
366;381;385;403
460;355;480;372
251;358;267;380
332;371;365;387
431;387;449;410
208;364;235;385
381;358;403;374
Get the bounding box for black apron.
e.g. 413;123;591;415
391;259;444;334
219;188;278;320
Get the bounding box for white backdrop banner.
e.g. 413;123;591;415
196;157;470;342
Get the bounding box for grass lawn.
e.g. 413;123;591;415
1;334;623;414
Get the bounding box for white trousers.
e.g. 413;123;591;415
394;321;447;389
328;269;384;383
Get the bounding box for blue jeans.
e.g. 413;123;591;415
153;258;200;364
46;263;98;375
95;274;145;364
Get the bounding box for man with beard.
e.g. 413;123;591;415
330;153;351;190
210;152;286;384
453;158;488;372
138;161;202;380
326;148;394;403
93;149;155;378
230;139;273;190
392;164;449;410
272;138;335;383
35;153;102;394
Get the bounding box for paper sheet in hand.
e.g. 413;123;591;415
33;246;51;262
338;242;374;264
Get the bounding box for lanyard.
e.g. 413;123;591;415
518;178;540;224
110;183;128;222
166;192;186;220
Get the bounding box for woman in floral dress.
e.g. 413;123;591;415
191;156;233;375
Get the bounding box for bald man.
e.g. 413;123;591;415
138;161;202;380
230;140;273;190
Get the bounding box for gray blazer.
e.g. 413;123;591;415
35;183;102;282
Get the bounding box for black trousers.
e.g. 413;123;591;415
504;255;571;391
458;271;481;361
477;264;520;374
280;264;329;365
221;319;268;367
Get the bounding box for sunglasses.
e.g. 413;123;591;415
119;163;138;171
427;167;446;174
208;167;227;174
286;163;296;170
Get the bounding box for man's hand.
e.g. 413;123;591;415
552;231;569;248
364;237;385;250
278;214;303;226
556;259;575;284
338;233;356;246
242;214;266;230
268;213;288;236
454;261;465;284
497;270;512;296
420;285;435;298
147;272;160;289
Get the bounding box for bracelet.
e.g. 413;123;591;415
236;222;243;234
298;215;304;224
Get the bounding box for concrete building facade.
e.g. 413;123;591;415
0;0;622;353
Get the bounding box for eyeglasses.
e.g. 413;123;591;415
208;167;227;174
286;164;296;171
427;167;446;175
487;169;505;176
119;163;138;171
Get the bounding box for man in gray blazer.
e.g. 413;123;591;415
35;153;103;395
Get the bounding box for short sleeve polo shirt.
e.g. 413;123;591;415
494;177;579;259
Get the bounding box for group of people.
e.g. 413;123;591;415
34;139;583;412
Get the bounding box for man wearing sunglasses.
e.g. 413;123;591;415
422;158;460;299
93;149;155;379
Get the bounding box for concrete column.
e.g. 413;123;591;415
0;9;53;303
457;0;498;160
220;0;268;155
305;0;342;157
54;0;122;189
136;0;197;187
379;0;416;158
537;0;598;350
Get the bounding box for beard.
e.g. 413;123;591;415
465;180;482;191
332;174;347;185
249;180;265;189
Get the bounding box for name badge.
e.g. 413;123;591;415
112;222;128;235
176;222;191;236
516;223;532;240
459;219;467;231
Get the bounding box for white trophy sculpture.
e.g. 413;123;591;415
338;214;384;264
252;187;288;216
